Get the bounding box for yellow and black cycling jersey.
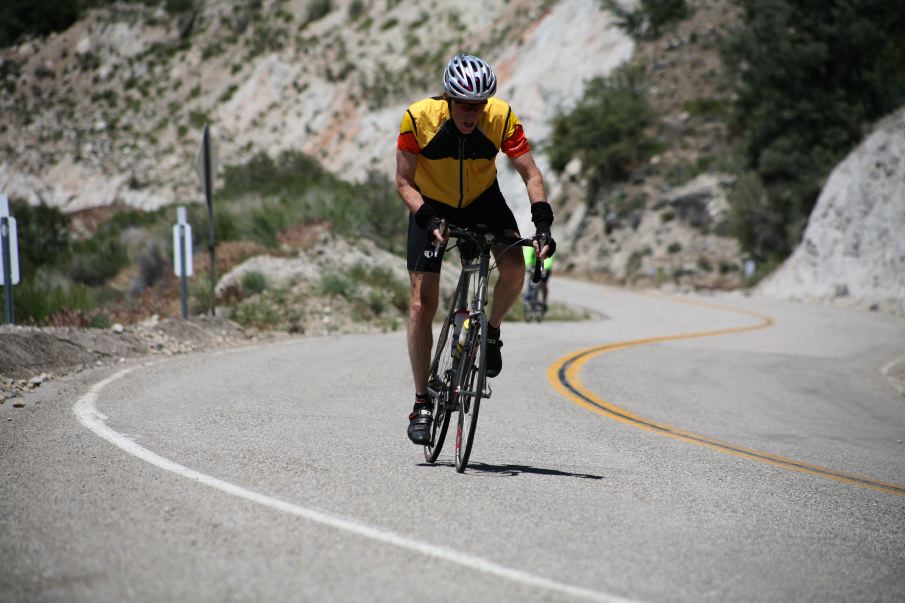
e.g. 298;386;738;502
397;96;531;208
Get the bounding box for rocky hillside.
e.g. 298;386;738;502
757;107;905;316
1;0;903;313
0;0;753;294
0;0;629;214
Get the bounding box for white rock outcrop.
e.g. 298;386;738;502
757;107;905;316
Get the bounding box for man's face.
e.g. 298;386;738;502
449;99;487;134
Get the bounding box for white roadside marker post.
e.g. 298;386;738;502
0;194;20;324
173;206;193;319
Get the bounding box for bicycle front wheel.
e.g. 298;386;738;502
424;314;455;463
454;315;486;473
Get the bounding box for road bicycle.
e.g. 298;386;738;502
422;222;542;472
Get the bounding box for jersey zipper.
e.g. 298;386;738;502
457;136;465;208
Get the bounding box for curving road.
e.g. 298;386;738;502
2;278;904;602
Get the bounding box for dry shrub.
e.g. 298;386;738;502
277;220;330;252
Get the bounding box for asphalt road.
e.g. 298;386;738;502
2;278;904;602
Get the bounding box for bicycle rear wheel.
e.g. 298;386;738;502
454;314;486;473
524;282;540;322
424;314;455;463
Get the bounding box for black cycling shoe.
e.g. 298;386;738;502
485;328;503;378
407;401;433;444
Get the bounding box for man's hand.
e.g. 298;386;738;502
415;203;449;246
427;216;449;247
530;201;556;259
532;230;556;259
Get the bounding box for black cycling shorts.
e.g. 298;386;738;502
407;180;519;273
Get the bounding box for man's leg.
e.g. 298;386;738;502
484;241;524;377
407;271;440;444
408;271;440;395
488;243;524;328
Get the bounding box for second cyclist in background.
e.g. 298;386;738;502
523;245;554;320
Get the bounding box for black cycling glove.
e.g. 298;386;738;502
414;203;441;230
531;201;557;256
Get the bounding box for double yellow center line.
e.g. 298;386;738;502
547;299;905;497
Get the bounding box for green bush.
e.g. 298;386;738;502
307;0;332;23
220;151;405;252
681;97;729;117
626;248;651;276
726;171;788;262
318;272;357;298
70;238;129;286
348;0;365;19
231;296;280;329
0;0;79;48
188;110;209;129
9;200;70;275
89;312;112;329
135;240;168;293
249;202;290;248
214;208;240;242
164;0;195;14
723;0;905;262
547;66;659;197
349;263;408;312
9;274;94;325
241;270;268;294
603;0;689;40
190;271;214;315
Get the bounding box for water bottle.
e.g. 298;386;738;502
450;309;468;356
454;318;470;359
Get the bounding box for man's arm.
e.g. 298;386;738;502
509;151;555;259
396;148;446;244
395;148;423;214
509;150;547;204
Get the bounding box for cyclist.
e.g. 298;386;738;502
522;245;554;316
395;53;556;445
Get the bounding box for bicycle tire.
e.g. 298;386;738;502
454;314;486;473
424;312;455;463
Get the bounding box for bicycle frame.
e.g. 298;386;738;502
456;241;491;401
429;233;492;398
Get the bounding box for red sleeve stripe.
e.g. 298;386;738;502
501;125;530;158
397;132;421;154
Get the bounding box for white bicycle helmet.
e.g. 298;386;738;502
442;54;497;101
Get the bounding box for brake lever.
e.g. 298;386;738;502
432;219;447;258
532;235;546;283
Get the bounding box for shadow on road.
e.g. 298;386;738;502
423;461;604;479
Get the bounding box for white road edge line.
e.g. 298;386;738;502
73;366;637;603
880;353;905;396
